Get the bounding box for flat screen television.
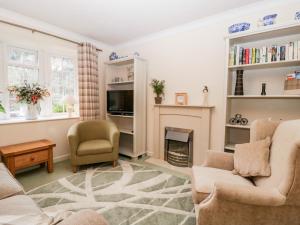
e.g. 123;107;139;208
107;90;134;115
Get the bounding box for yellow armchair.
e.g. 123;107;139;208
68;120;120;172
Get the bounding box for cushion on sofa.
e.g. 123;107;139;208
0;195;51;225
192;166;254;203
0;163;24;200
233;137;271;177
77;140;112;156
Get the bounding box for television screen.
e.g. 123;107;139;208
107;90;134;115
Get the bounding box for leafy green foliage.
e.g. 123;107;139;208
0;103;5;113
53;103;66;113
150;79;165;97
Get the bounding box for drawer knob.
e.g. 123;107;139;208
30;156;35;161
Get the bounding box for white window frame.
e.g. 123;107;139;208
0;42;79;122
47;51;78;116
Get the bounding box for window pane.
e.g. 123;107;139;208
8;66;39;86
51;57;75;113
7;64;39;116
8;47;38;66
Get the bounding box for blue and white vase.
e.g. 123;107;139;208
263;14;277;26
228;23;251;34
295;11;300;20
109;52;118;61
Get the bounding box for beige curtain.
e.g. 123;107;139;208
78;43;100;120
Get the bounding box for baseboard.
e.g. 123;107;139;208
54;153;70;163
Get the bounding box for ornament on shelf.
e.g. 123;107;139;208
228;23;250;34
202;86;209;106
234;70;244;95
109;52;118;61
229;114;248;126
296;11;300;20
262;14;277;26
261;83;267;95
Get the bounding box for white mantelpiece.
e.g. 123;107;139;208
152;104;214;166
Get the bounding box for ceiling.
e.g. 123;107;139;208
0;0;263;45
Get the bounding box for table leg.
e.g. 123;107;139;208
6;157;16;177
47;148;53;173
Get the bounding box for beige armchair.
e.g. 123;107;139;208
192;119;300;225
68;120;120;172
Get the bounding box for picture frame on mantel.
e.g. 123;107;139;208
175;92;188;105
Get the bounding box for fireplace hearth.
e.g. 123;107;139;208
164;127;193;167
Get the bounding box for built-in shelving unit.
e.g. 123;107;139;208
224;23;300;152
105;56;147;158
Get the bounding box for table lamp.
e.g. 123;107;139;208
62;95;77;117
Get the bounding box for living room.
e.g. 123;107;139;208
0;0;300;224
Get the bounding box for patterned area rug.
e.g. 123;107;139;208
27;160;196;225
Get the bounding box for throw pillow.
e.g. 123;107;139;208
233;137;271;177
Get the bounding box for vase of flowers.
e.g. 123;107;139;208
150;79;165;104
8;82;50;120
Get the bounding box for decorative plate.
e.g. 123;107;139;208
228;23;250;34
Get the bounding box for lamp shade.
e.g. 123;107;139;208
62;95;77;105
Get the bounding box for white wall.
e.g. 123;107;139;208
115;0;300;153
0;8;112;161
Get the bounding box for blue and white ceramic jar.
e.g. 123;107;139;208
109;52;118;61
295;11;300;20
263;14;277;26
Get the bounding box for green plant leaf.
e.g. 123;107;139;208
0;104;5;113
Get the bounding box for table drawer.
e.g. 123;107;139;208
14;150;48;169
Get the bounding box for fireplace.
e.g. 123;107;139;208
164;127;193;167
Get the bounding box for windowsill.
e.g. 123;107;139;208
0;114;79;125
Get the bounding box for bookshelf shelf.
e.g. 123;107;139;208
107;81;134;85
223;23;300;152
225;124;250;129
228;59;300;70
227;95;300;99
224;144;236;151
120;128;134;135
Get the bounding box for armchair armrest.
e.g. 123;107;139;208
202;150;234;171
106;122;120;149
58;209;109;225
213;181;286;206
67;123;80;154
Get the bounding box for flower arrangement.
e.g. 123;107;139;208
8;82;50;105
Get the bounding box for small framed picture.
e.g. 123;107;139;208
175;92;188;105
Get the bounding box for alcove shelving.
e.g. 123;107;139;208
105;56;147;158
224;23;300;152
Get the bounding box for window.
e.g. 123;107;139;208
7;47;39;117
50;56;76;113
1;44;78;119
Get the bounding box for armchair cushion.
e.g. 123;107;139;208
77;140;112;156
233;137;271;177
192;166;253;203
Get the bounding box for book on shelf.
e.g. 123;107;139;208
229;40;300;66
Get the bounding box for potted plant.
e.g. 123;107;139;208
150;79;165;104
8;82;50;120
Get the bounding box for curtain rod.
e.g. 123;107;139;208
0;19;103;52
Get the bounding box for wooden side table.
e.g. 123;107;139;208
0;139;56;176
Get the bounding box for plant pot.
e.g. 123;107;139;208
24;104;39;120
155;96;162;104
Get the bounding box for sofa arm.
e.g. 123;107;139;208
213;181;286;206
67;123;80;155
58;209;109;225
202;150;234;171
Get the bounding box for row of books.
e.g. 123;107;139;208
229;41;300;66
